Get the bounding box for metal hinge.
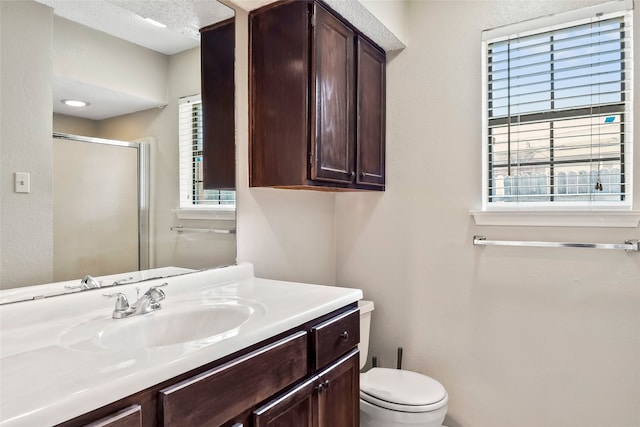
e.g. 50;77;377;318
311;12;316;27
309;152;314;165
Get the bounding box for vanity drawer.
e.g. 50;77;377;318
311;307;359;369
160;331;308;426
84;405;141;427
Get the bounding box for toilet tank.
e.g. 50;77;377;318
358;300;375;370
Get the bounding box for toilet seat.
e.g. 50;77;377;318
360;368;448;413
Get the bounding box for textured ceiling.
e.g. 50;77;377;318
36;0;234;55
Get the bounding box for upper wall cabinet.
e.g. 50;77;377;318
249;0;386;191
201;18;235;190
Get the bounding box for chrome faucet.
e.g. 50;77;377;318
81;275;102;289
103;283;168;319
65;275;102;291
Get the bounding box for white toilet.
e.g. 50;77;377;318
358;300;448;427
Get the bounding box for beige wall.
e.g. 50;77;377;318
53;114;100;136
334;1;640;427
1;1;54;288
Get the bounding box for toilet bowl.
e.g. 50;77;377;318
358;300;448;427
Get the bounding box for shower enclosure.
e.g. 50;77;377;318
52;133;151;281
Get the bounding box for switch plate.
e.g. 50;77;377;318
15;172;30;193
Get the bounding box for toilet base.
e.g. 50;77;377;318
360;399;447;427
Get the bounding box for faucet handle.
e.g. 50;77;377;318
80;275;102;289
103;292;130;311
65;275;101;290
146;283;168;302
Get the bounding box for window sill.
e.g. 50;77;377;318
172;207;236;221
469;209;640;228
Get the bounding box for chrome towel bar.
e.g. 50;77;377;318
171;226;236;234
473;236;640;252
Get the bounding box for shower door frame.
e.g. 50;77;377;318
53;132;152;271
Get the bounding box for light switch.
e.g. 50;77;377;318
15;172;30;193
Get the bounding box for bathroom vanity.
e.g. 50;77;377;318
0;263;362;426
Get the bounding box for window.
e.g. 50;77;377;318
178;94;235;208
482;1;633;210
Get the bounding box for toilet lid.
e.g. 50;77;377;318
360;368;447;410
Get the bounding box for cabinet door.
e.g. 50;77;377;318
249;0;310;187
201;18;235;189
317;350;360;427
311;4;355;184
356;37;386;187
253;377;317;427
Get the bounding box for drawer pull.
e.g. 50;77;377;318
340;331;349;341
231;424;244;427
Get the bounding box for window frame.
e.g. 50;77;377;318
177;94;236;215
480;0;634;214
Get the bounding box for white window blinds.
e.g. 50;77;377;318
178;94;236;208
482;1;633;208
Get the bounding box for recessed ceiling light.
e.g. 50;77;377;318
144;17;167;28
61;99;90;108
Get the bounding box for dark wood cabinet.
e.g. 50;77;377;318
200;18;235;190
253;350;359;427
56;304;359;427
249;0;385;191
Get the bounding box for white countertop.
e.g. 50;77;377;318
0;263;362;427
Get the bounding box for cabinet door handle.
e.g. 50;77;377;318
231;424;244;427
340;331;349;341
350;171;355;179
315;380;330;393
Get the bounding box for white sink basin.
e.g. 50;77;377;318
59;298;264;351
